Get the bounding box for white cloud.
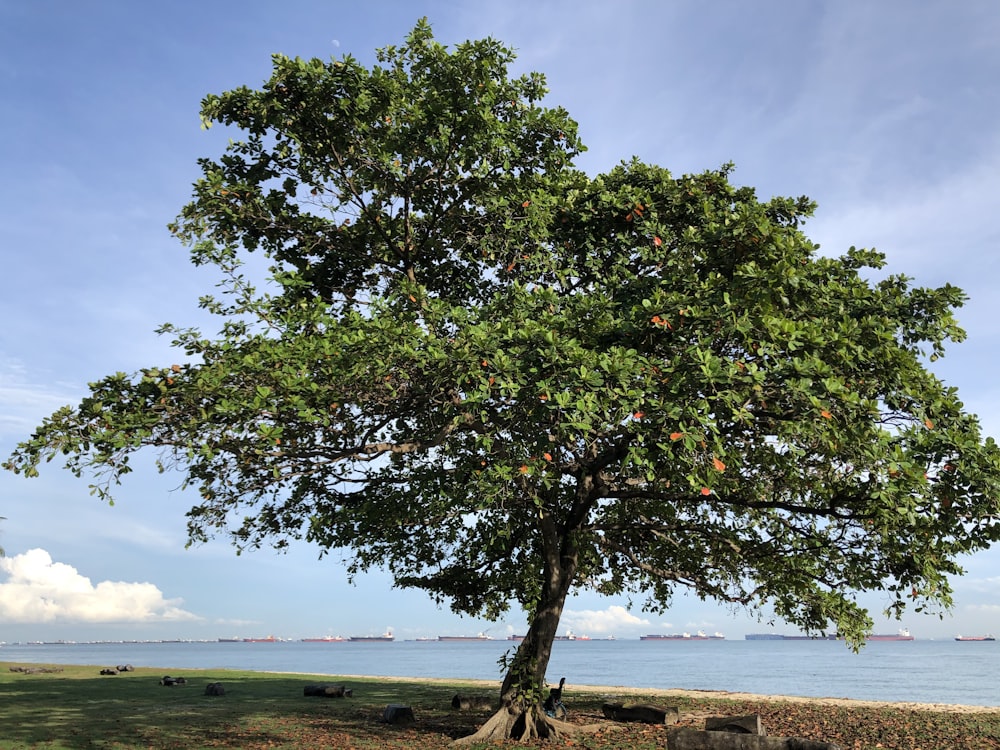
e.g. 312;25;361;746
561;605;650;635
0;548;200;624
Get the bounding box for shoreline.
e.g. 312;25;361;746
8;660;998;714
284;672;1000;715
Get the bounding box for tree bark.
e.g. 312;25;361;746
453;514;583;744
499;510;578;703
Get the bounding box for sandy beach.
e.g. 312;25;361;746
328;673;1000;715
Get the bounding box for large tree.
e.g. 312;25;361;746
7;20;1000;742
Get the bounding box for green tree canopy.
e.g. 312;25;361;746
7;20;1000;742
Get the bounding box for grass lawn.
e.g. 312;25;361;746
3;661;1000;749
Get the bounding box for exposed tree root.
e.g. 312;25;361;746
451;704;597;745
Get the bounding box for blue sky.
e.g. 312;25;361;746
2;0;1000;644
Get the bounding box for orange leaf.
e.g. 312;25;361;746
519;465;529;474
653;236;662;247
171;364;181;373
669;432;684;441
408;294;416;302
712;457;726;472
924;418;934;429
700;487;711;496
633;412;644;420
820;410;832;419
543;452;552;461
522;200;531;207
539;394;548;401
481;359;489;367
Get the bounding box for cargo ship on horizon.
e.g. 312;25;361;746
437;632;493;641
507;630;596;642
745;633;838;640
866;629;914;641
348;631;394;642
300;635;346;643
747;629;914;641
640;630;725;641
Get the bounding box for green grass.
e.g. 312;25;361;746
0;663;492;749
3;662;1000;749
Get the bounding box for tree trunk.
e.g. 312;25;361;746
498;588;566;703
452;517;583;744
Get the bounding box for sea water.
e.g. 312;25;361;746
2;639;996;707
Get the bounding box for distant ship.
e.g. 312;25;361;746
300;635;346;643
217;637;241;643
745;633;838;641
243;635;280;643
955;634;996;642
867;629;914;641
349;632;394;642
641;630;725;641
437;632;493;642
508;631;598;642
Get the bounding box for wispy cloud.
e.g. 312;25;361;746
964;603;1000;614
806;141;1000;277
213;617;261;628
953;575;1000;594
0;360;82;438
0;548;200;624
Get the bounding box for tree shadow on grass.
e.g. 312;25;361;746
0;666;487;749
